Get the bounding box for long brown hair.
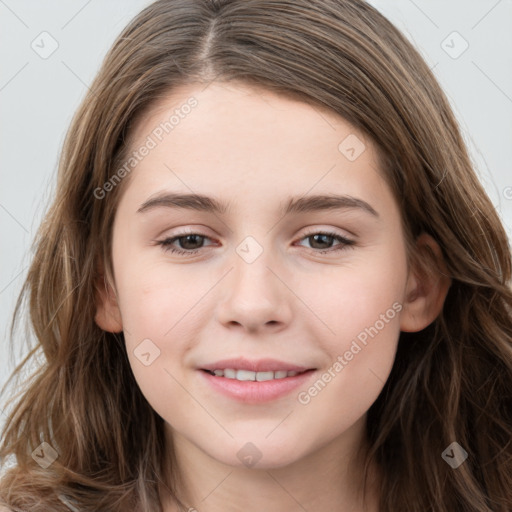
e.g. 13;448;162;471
1;0;511;510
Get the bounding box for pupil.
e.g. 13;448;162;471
181;235;203;249
311;234;332;249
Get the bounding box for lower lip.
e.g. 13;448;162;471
198;369;316;403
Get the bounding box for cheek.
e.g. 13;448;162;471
113;259;204;393
116;273;193;416
334;272;404;340
303;245;406;401
115;255;193;336
308;247;406;344
293;271;404;444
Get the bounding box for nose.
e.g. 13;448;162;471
215;246;293;334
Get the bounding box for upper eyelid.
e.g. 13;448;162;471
299;227;354;239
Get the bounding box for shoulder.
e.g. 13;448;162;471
0;507;12;512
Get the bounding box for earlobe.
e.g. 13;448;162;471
94;272;123;333
400;233;452;333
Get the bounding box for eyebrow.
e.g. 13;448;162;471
136;192;379;218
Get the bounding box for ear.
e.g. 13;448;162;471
94;262;123;333
400;233;452;333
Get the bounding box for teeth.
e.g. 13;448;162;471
207;368;304;381
256;371;274;381
236;370;256;381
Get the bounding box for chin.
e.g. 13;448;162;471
206;438;305;470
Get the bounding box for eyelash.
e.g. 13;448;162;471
156;229;355;256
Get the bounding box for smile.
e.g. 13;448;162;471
199;368;316;403
203;368;306;381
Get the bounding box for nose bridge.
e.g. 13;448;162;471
231;233;279;301
215;233;291;330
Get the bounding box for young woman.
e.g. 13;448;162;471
1;0;511;511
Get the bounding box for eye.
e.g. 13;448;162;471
157;231;215;256
156;229;355;257
294;230;355;254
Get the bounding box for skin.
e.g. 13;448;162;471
95;81;451;512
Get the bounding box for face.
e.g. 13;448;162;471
101;81;412;469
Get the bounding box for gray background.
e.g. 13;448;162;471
1;0;511;423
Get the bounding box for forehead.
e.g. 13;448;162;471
132;80;368;150
122;80;391;216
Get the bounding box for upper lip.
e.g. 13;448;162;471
200;358;314;373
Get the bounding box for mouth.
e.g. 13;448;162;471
198;367;317;403
201;368;313;381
